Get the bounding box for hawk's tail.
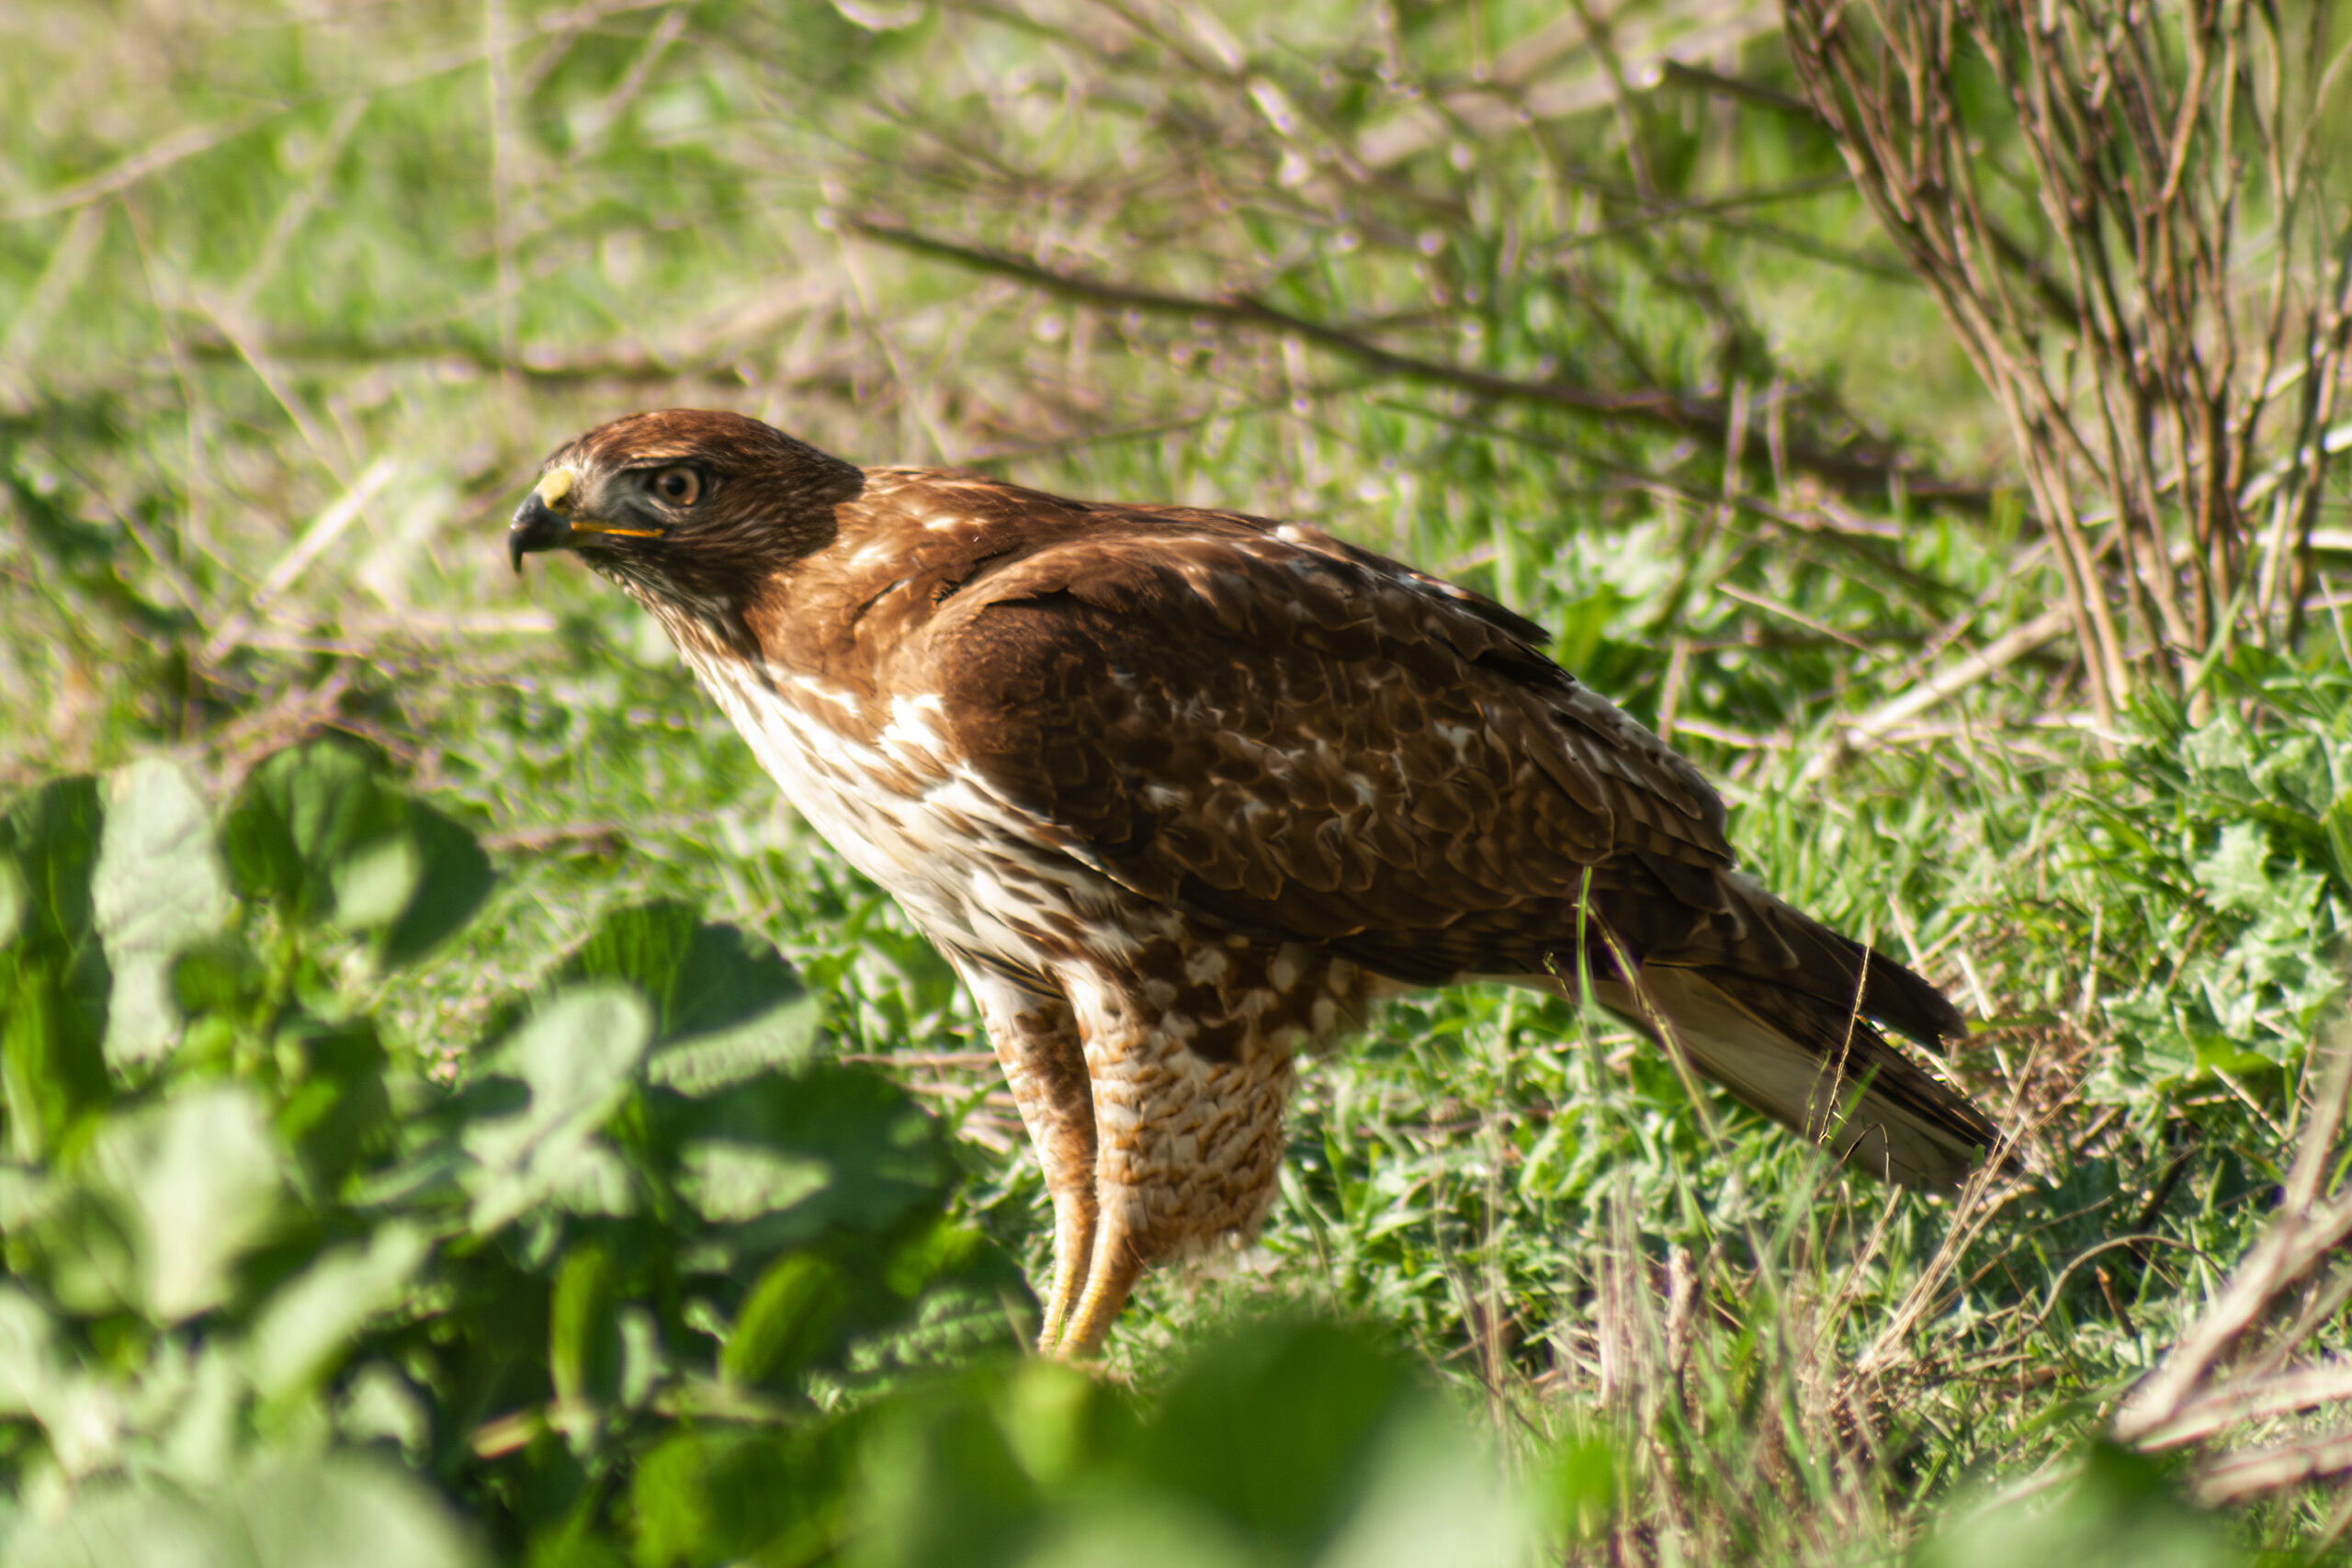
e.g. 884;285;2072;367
1593;948;1998;1191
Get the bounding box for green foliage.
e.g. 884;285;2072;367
2079;665;2352;1090
224;739;493;967
1915;1443;2236;1568
6;0;2352;1560
0;743;1039;1560
0;745;1538;1565
842;1320;1529;1568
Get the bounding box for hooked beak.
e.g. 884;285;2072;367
508;466;664;572
510;468;578;573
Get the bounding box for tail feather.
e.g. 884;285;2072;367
1744;889;1964;1050
1597;963;1996;1191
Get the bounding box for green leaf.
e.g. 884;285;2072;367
3;957;114;1162
2;775;113;1158
1312;1391;1531;1568
0;1284;60;1418
674;1139;831;1224
464;986;652;1233
220;739;491;962
332;830;424;931
550;901;815;1092
223;739;403;924
6;1451;487;1568
246;1222;431;1402
172;931;267;1018
550;1240;623;1412
275;1016;395;1187
88;1084;287;1323
852;1376;1042;1568
379;800;493;967
560;900;697;1026
630;1426;854;1568
1140;1319;1418;1553
1013;1498;1260;1568
94;758;232;1067
1914;1440;2233;1568
267;1438;477;1553
663;1068;948;1240
5;774;106;955
2192;821;2277;915
721;1252;848;1388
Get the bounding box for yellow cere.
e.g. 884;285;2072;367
533;468;577;510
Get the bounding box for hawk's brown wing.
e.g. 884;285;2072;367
903;503;1991;1189
912;510;1944;1031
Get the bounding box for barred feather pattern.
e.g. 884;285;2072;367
523;409;1998;1354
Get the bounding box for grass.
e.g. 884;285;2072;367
5;0;2352;1560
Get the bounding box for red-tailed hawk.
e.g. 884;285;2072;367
510;409;1996;1356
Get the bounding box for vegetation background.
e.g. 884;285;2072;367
3;0;2352;1562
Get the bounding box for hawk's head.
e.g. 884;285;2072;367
510;409;864;623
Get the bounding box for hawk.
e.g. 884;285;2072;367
509;409;1996;1356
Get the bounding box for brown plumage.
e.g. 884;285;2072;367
509;408;1997;1355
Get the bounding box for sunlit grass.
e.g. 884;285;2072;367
5;0;2351;1560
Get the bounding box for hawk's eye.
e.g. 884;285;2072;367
650;467;703;506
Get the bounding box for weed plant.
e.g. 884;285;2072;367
3;0;2351;1562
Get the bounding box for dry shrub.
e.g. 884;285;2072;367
1782;0;2352;721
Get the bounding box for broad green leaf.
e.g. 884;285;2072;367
1013;1498;1260;1568
243;1452;487;1567
633;1426;854;1568
275;1017;395;1186
378;801;493;967
332;829;424;931
0;1284;58;1417
2;775;113;1157
3;1486;231;1568
464;986;651;1233
550;1240;622;1412
551;901;814;1092
6;774;105;955
1314;1397;1532;1568
22;1182;142;1318
664;1068;949;1238
171;931;266;1018
246;1222;431;1401
94;758;232;1066
1141;1319;1417;1553
335;1362;433;1461
223;739;402;923
665;918;809;1041
11;1451;491;1568
1914;1441;2233;1568
994;1359;1130;1490
851;1381;1042;1568
222;740;493;963
3;958;113;1161
159;1345;244;1490
674;1140;831;1224
645;994;820;1097
722;1252;848;1388
89;1084;286;1323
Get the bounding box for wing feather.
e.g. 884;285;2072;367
913;513;1738;975
803;471;1987;1185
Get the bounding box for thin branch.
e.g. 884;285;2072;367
840;213;1991;502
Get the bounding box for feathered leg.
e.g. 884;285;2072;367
1050;962;1299;1359
954;957;1099;1352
